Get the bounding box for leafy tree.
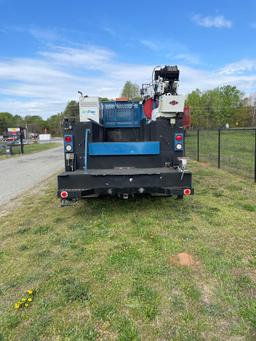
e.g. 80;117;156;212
24;115;47;133
186;85;244;128
219;85;243;126
47;113;63;136
63;100;79;121
99;97;112;102
185;89;204;127
232;105;254;127
0;112;25;134
121;81;141;100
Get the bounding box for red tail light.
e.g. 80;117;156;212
184;188;191;196
65;136;72;143
176;135;183;141
60;191;68;199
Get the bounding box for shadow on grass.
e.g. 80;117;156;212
76;194;193;219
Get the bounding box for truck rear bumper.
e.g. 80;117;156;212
57;167;193;199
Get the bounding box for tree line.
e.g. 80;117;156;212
186;85;255;128
0;83;255;135
0;101;79;136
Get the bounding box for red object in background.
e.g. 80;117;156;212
183;105;191;129
143;98;153;119
116;97;129;101
6;136;17;142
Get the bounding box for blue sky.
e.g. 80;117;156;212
0;0;256;118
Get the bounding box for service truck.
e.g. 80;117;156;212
57;65;193;203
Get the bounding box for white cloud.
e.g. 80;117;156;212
140;39;159;51
28;28;62;41
39;45;115;68
173;53;200;65
140;39;200;65
102;27;116;37
0;99;67;115
0;59;74;83
192;15;233;28
218;59;256;75
179;63;256;94
0;44;256;118
6;26;63;42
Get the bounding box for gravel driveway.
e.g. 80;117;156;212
0;146;63;206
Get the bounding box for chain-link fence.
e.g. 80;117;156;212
186;128;256;182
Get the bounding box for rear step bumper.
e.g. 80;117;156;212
57;168;193;199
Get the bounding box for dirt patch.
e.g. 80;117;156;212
170;252;197;267
201;283;214;305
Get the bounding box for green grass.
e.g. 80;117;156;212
186;129;255;179
0;142;61;159
0;162;256;340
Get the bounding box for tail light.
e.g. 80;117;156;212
174;133;184;151
184;188;191;196
64;135;73;152
60;191;68;199
175;135;183;141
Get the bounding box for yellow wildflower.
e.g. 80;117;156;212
25;303;29;308
21;298;27;302
15;302;20;309
27;290;33;295
28;298;33;302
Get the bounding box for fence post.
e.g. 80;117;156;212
254;129;256;182
197;129;200;162
218;129;221;169
20;127;24;154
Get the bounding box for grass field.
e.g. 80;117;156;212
0;162;256;340
186;129;256;180
0;142;61;159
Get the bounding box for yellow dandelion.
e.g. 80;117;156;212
28;298;33;302
15;302;20;309
25;303;29;308
21;298;27;302
27;289;33;295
